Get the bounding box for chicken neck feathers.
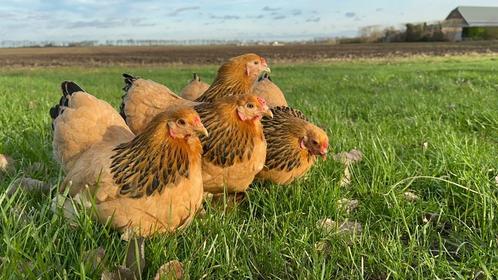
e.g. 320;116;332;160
262;106;313;171
194;102;261;167
194;62;253;103
110;115;201;199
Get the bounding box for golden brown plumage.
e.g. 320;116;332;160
194;94;272;193
256;106;329;185
180;73;210;101
120;73;196;134
252;73;288;107
51;82;207;236
195;53;270;102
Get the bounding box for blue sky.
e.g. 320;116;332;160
1;0;497;41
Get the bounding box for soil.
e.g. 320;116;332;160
1;41;497;67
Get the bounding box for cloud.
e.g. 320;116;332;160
273;15;286;20
306;17;320;22
210;15;240;20
65;17;154;29
291;10;302;16
130;18;151;25
0;11;18;20
135;23;156;27
66;19;126;28
262;6;280;12
68;0;124;4
376;8;383;12
247;14;264;19
167;6;200;16
345;12;356;18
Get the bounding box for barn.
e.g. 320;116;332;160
443;6;498;41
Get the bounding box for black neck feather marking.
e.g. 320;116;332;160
262;106;313;171
195;77;248;103
195;103;255;167
110;133;190;198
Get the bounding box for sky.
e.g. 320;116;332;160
1;0;497;42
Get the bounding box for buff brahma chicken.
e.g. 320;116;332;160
50;81;208;237
257;106;329;185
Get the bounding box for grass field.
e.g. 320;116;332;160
0;56;497;279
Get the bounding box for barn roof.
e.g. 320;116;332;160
446;6;498;27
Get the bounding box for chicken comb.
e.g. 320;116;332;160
322;142;329;149
256;96;267;106
260;57;268;66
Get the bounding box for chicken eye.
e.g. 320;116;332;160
311;140;319;145
177;119;186;126
254;61;259;65
247;103;255;109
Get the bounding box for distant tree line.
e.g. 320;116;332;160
355;22;449;43
1;39;301;48
462;27;498;40
350;21;498;43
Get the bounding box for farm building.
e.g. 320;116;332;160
443;6;498;41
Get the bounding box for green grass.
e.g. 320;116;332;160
1;56;497;279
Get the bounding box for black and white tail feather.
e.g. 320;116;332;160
120;73;139;121
49;81;85;129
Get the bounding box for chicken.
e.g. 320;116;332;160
252;73;288;107
194;94;272;193
256;106;329;185
195;53;270;102
119;73;195;134
50;81;208;237
180;73;210;101
120;53;270;135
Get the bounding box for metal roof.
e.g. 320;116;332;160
447;6;498;27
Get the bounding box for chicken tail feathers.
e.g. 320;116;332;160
50;81;85;129
49;105;60;119
49;104;61;130
122;73;138;92
120;73;138;122
58;81;85;107
119;100;127;122
61;81;85;97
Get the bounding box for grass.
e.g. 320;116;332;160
0;56;497;279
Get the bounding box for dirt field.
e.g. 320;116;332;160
1;41;497;67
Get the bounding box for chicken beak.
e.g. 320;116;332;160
258;66;271;80
262;66;271;74
262;105;273;118
195;125;209;137
261;58;271;74
320;149;328;160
